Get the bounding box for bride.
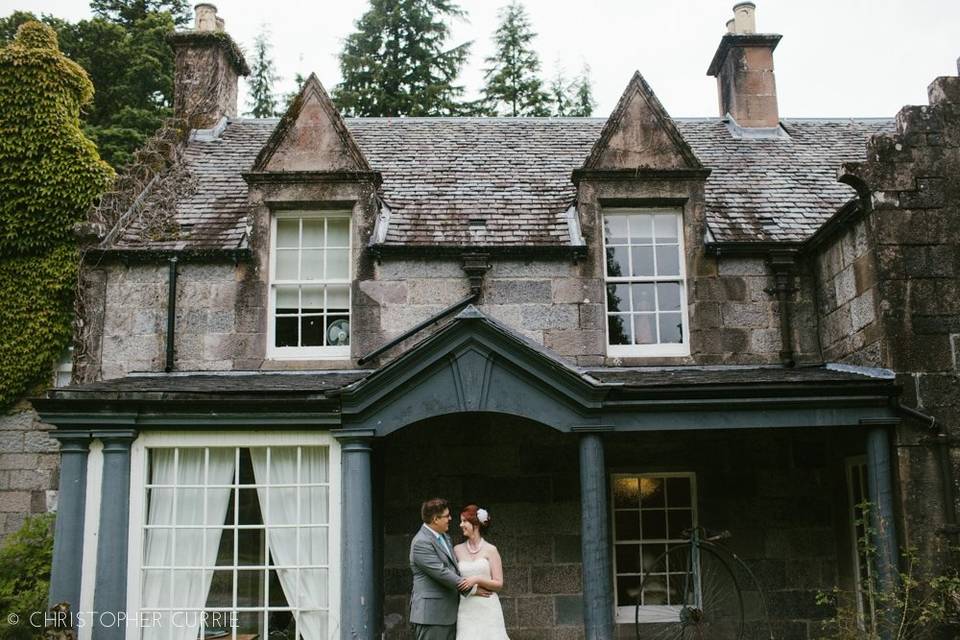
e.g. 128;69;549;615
453;505;510;640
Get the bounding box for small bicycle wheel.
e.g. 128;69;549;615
634;544;744;640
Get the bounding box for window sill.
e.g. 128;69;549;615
607;344;690;358
266;348;351;361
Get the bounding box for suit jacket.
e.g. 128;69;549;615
409;524;461;625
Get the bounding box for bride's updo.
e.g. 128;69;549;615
461;504;492;532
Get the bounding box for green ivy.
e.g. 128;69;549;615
0;22;112;408
0;513;54;640
0;22;113;255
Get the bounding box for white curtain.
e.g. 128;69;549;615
142;448;236;640
250;447;329;640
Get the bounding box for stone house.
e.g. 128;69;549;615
15;2;960;639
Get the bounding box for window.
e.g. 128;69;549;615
54;345;73;387
603;210;689;357
269;212;351;359
611;472;697;623
127;434;340;640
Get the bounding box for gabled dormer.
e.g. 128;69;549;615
244;75;381;364
575;72;709;363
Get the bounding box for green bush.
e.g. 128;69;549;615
0;514;55;640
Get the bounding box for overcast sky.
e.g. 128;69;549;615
4;0;959;118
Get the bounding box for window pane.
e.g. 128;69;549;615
301;286;324;314
236;570;266;607
275;287;299;315
655;245;680;276
641;575;667;605
276;220;299;248
205;569;233;607
302;219;324;247
654;214;679;242
633;314;657;345
608;314;632;345
617;576;642;608
631;283;655;312
604;216;628;245
629;214;653;244
607;284;630;313
237;488;263;525
614;510;641;540
327;285;349;312
616;543;641;574
302;447;329;483
326;249;349;279
605;247;628;277
172;570;207;607
276;317;298;348
174;488;205;524
642;544;668;573
212;528;233;566
659;313;683;344
325;317;350;347
146;488;174;523
657;282;682;311
299;527;329;564
299;569;329;608
268;570;290;607
613;476;639;509
141;570;171;608
327;218;350;247
301;249;324;280
641;510;667;540
235;610;264;636
237;528;265;566
631;246;654;276
275;249;298;280
640;477;666;508
174;529;204;565
667;510;693;539
301;317;324;347
666;477;691;507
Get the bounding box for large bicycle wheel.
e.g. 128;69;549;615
634;544;744;640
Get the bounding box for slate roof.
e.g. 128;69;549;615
108;116;893;250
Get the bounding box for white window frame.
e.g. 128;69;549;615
125;431;342;640
602;209;690;358
268;210;352;360
610;471;699;624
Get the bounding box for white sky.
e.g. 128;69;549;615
3;0;959;118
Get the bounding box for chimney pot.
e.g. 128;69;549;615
733;2;757;34
725;19;735;34
194;3;218;31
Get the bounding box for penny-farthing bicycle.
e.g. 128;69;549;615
634;528;774;640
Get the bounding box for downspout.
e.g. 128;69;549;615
766;250;797;367
164;257;178;372
897;403;959;544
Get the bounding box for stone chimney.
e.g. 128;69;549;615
167;4;250;128
706;3;781;128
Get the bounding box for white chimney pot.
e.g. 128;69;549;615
733;2;757;34
194;3;218;31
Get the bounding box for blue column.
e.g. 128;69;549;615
866;426;899;603
336;431;377;640
49;431;91;612
92;430;137;640
578;432;614;640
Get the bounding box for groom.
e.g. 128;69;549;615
409;498;473;640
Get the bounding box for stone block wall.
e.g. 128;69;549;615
0;405;59;544
811;218;882;366
837;62;960;565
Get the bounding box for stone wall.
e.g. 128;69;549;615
0;405;59;544
837;62;960;566
811;217;882;366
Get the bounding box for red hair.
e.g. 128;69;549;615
460;504;492;532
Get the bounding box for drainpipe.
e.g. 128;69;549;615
165;257;178;372
897;403;959;544
766;250;797;367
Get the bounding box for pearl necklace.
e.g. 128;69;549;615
466;538;484;554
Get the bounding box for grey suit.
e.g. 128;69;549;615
409;524;462;639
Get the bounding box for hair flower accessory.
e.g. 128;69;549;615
476;508;490;524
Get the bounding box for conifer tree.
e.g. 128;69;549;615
246;27;279;118
481;1;550;117
549;70;570;116
334;0;470;116
567;64;596;117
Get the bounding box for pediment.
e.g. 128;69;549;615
583;71;702;171
340;307;605;434
252;73;371;173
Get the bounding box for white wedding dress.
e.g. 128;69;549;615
456;556;510;639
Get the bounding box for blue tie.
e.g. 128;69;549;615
438;534;450;556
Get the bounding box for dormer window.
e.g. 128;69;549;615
603;209;690;357
268;211;351;359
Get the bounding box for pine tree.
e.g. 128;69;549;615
549;70;570;116
481;1;550;117
246;27;279;118
567;64;596;117
333;0;470;117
